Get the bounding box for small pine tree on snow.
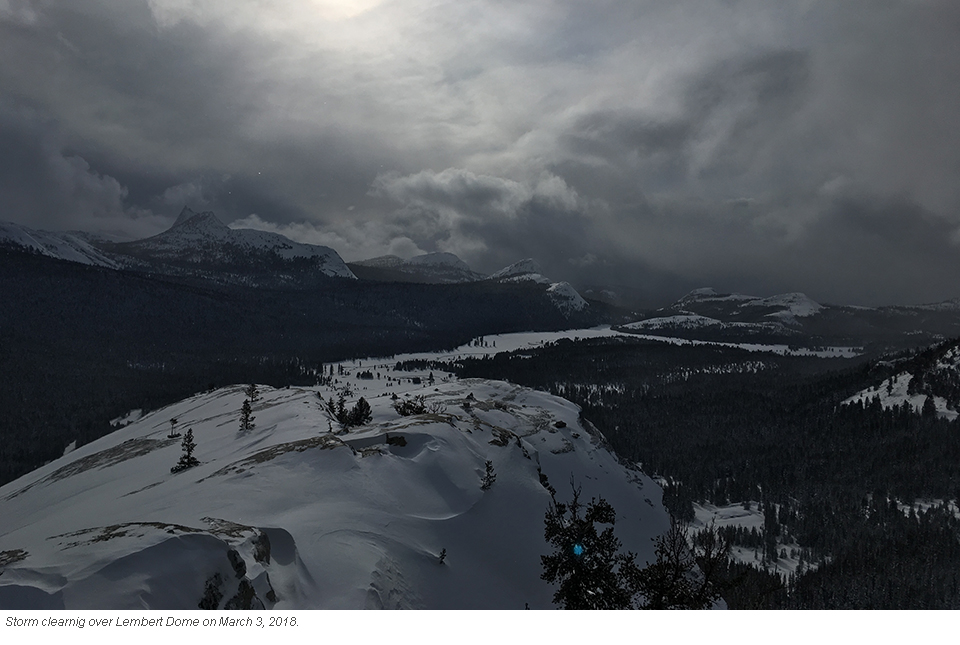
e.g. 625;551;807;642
240;399;255;431
171;428;200;473
168;417;180;439
346;397;372;427
438;548;447;564
480;460;497;490
245;383;260;402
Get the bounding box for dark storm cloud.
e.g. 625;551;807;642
1;0;959;304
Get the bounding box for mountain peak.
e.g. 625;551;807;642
489;258;543;281
169;208;229;234
172;206;197;227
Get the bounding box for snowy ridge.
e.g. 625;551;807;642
489;258;543;280
742;292;823;320
843;347;960;420
0;221;117;268
0;368;669;609
678;288;822;319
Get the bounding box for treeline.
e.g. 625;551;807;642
452;336;960;608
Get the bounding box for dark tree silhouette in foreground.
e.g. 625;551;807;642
542;483;730;609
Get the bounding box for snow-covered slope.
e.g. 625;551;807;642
843;345;960;420
489;258;544;281
620;288;828;340
0;221;117;268
0;368;668;609
675;288;823;324
487;259;589;317
546;282;588;314
741;292;823;321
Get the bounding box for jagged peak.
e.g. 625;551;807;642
172;206;197;227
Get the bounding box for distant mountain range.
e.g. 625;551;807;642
5;210;960;346
619;287;960;350
1;208;355;287
0;209;593;318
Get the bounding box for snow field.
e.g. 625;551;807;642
0;364;669;609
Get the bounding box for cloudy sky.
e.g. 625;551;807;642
2;0;959;306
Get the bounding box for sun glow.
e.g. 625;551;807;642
309;0;385;20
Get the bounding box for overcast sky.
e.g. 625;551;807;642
2;0;959;306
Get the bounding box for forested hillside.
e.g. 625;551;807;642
450;336;960;608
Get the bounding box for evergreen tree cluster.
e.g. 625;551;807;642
326;394;373;429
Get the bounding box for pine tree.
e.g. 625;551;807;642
346;397;372;427
245;383;260;402
480;460;496;490
171;428;200;473
240;399;255;431
540;485;633;609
